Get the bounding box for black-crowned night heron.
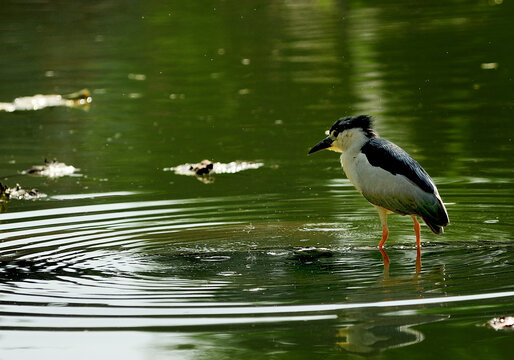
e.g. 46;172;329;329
309;115;449;248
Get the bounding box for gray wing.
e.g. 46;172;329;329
360;139;449;231
361;138;434;194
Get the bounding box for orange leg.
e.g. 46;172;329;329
378;225;389;248
411;216;421;247
376;207;389;248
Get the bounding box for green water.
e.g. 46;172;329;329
0;0;513;359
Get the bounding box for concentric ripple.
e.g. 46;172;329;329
0;192;512;344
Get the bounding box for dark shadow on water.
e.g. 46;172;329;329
0;257;116;282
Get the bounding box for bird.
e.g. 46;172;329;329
308;115;449;248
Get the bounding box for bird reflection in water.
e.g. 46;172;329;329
333;314;441;354
334;248;446;354
379;246;422;276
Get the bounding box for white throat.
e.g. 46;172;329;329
336;128;371;153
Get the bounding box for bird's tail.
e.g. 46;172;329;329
422;197;449;235
424;220;445;234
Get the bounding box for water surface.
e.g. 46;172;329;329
0;0;513;359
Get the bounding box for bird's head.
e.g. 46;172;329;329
308;115;377;154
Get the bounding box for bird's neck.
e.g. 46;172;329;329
338;129;374;193
339;128;373;153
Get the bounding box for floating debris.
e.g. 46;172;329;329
480;62;498;70
128;73;146;81
169;93;185;100
189;159;214;175
486;316;514;331
23;159;78;178
0;89;92;112
0;183;46;201
165;160;263;177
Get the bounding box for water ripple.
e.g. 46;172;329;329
0;194;512;333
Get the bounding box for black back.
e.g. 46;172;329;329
361;138;435;194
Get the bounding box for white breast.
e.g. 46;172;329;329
340;150;368;193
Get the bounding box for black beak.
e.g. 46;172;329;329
308;136;334;154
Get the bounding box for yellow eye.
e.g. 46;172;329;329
324;130;330;136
